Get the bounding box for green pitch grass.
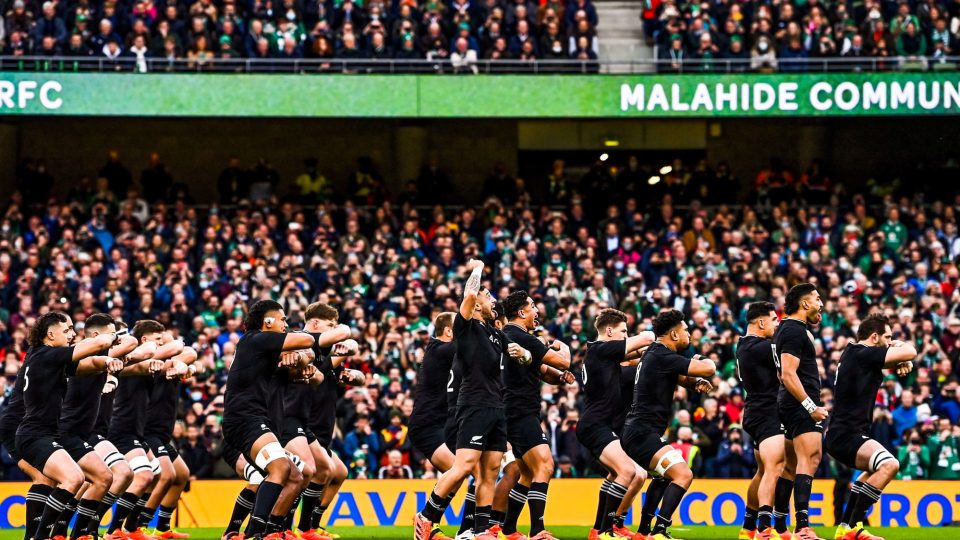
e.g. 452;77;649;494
0;526;941;540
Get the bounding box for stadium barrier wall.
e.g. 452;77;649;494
0;73;959;117
0;479;955;529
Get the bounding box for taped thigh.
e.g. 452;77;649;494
654;449;685;477
243;463;265;486
868;447;895;473
129;455;152;473
254;441;287;470
286;451;305;473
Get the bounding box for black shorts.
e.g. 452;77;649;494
223;442;243;470
16;434;64;471
743;412;786;448
825;429;869;469
444;409;459;453
622;428;668;470
145;435;180;461
409;417;447;459
577;421;620;460
779;402;825;440
310;420;334;449
506;414;549;458
59;434;95;462
456;406;507;452
88;434;108;447
112;435;145;455
280;417;317;446
223;416;274;462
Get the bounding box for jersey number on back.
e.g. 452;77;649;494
771;344;782;373
22;367;29;391
446;371;455;393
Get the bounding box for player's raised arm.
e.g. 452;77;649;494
153;337;186;360
122;339;157;363
459;258;484;320
542;339;571;370
76;355;125;375
686;354;718;378
626;330;656;356
884;340;918;367
73;331;116;360
108;333;140;358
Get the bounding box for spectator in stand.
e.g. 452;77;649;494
378;450;414;479
715;426;755;479
180;424;213;480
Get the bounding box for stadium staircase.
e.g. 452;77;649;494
596;0;655;73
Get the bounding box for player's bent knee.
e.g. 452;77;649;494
63;470;86;492
869;448;898;477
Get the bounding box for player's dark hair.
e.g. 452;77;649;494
28;311;69;348
85;313;116;332
653;309;685;337
746;302;777;323
305;302;338;322
857;313;889;341
244;300;283;331
784;283;818;315
492;301;506;323
594;308;627;332
434;312;455;337
501;290;531;320
133;319;165;341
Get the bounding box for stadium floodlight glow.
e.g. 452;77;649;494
600;153;609;162
659;165;673;175
648;176;661;185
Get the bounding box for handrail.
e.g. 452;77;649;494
0;55;957;74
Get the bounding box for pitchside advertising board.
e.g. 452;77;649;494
0;479;955;529
0;72;959;117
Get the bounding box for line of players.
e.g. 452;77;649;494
0;313;200;540
736;284;915;540
1;298;368;540
408;266;920;540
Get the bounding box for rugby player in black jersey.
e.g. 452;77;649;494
136;329;199;539
410;312;458;474
497;291;572;540
414;259;530;540
222;299;316;539
107;321;187;540
15;311;124;540
827;314;915;540
281;302;356;540
735;302;783;540
577;308;654;540
773;284;827;540
622;309;716;540
58;314;161;540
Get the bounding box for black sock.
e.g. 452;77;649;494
266;514;286;534
137;505;157;530
35;488;74;540
850;482;881;526
24;484;53;540
311;503;329;530
457;483;476;534
593;481;612;531
52;497;78;538
109;492;140;532
244;481;283;536
841;482;862;527
743;506;758;531
758;505;773;530
774;477;794;533
420;490;450;523
502;484;528;534
652;483;688;535
527;482;549;535
298;483;323;531
793;474;814;530
156;504;176;532
284;493;301;531
224;488;256;536
72;498;101;538
490;509;505;527
599;481;628;533
124;496;147;532
474;505;492;532
639;477;669;535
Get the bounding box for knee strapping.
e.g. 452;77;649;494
868;448;895;473
254;442;287;470
654;449;684;477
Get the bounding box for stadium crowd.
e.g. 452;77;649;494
0;0;601;67
648;0;960;71
1;151;959;486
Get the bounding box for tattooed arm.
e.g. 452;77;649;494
459;258;485;320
